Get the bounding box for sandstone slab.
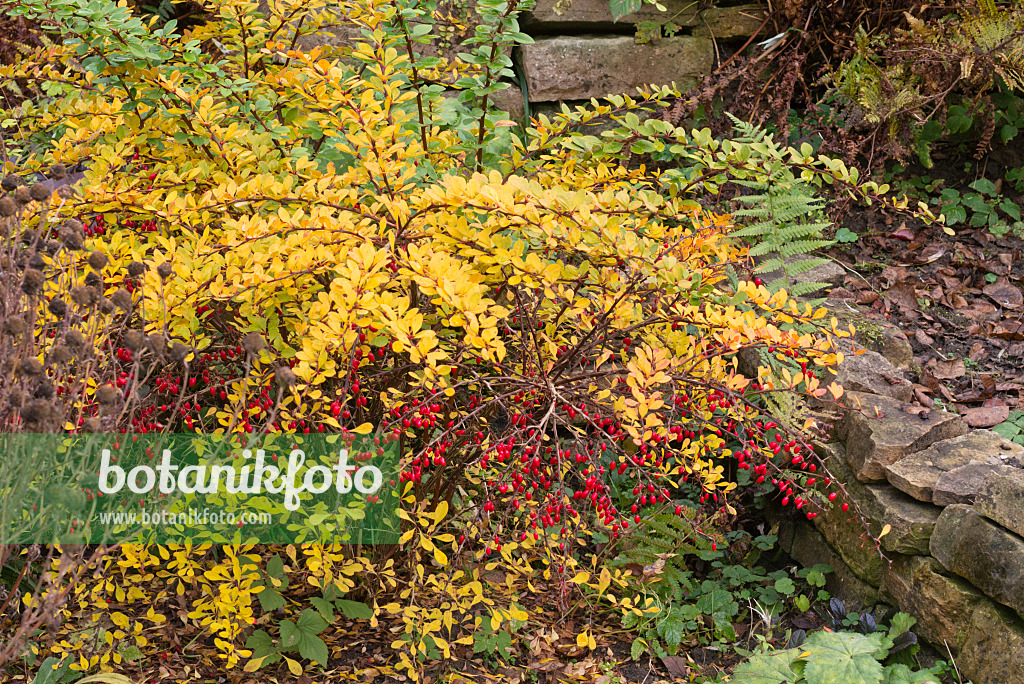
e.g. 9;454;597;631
932;462;1020;506
884;430;1021;502
930;505;1024;620
517;36;713;102
879;555;984;651
812;447;941;585
974;465;1024;538
837;391;967;482
833;349;913;402
780;520;879;612
527;0;764;37
958;600;1024;684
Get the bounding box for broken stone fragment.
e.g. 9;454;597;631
885;429;1021;502
837;391;967;482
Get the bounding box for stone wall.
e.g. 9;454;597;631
775;321;1024;683
292;1;765;122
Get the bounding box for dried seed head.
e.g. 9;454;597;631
70;285;97;307
44;239;62;255
57;185;76;200
60;226;84;251
48;297;67;318
49;344;72;364
28;252;45;271
98;297;115;314
127;261;145;277
82;417;102;433
169;341;190;364
2;316;28;336
49;163;67;180
84;272;101;288
29;183;51;202
1;175;23;192
0;196;16;217
20;229;38;247
63;218;82;232
123;330;145;351
87;250;107;271
7;390;26;408
14;185;31;204
146;333;165;355
19;357;43;376
111;288;132;312
156;262;173;280
96;384;119;405
276;366;296;386
242;332;266;355
65;329;86;347
22;268;44;295
21;399;54;424
34;380;55;399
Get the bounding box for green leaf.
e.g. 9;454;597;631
943;204;966;225
969;178;998;196
730;648;805;683
608;0;642;20
258;586;287;612
32;657;72;684
774;577;797;595
630;637;647;661
1001;124;1018;143
335;599;374;620
310;596;335;623
802;631;888;684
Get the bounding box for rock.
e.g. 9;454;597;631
442;86;525;123
780;520;879;612
958;600;1024;684
526;0;765;37
813;447;942;584
837;391;967;482
832;349;913;402
974;465;1024;538
932;462;1020;506
884;430;1020;502
930;505;1024;620
517;36;713;102
879;555;985;651
691;5;769;39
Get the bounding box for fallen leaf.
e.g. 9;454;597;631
963;404;1010;428
992;321;1024;340
983;281;1023;309
661;656;690;679
886;280;919;310
931;358;966;380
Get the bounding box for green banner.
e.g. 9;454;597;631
0;434;400;544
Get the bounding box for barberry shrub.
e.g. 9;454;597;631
0;0;864;674
0;0;857;544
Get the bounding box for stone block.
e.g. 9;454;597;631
517;35;713;102
885;430;1021;502
527;0;765;37
974;465;1024;538
833;349;913;402
837;391;967;482
933;462;1020;507
958;600;1024;684
930;505;1024;620
879;555;984;651
813;448;942;584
